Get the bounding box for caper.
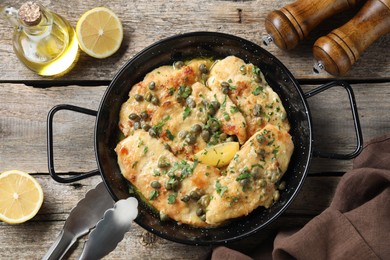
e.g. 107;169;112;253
145;92;153;102
201;130;210;142
209;135;218;145
221;81;230;88
148;81;156;90
210;120;220;132
160;211;170;221
129;113;140;121
199;63;207;74
174;61;184;69
165;181;173;190
151;180;161;189
191;124;202;134
142;123;151;131
278;181;286;190
240;65;247;75
140;111;148;120
222;86;229;94
280;111;287;120
151;95;159;106
240;178;250;187
256;134;265;143
178;130;188;140
251;166;261;179
259;179;267;188
197;195;210;207
200;214;206;222
190;190;201;200
171;179;180;191
148;127;157;138
254;75;262;83
158;156;171;168
219;133;227;142
175;94;184;104
273;190;280;202
210;101;220;110
185;133;197;145
207;106;216;116
181;195;190;202
270;170;280;183
257;148;266;159
224;113;231;121
134;94;143;102
164;143;172;152
196;207;204;217
253;104;262;117
186;97;196;108
134;122;141;130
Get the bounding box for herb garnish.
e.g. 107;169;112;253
149;190;159;200
183;106;191;120
216;180;228;196
167;192;177;204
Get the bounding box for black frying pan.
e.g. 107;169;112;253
47;32;363;245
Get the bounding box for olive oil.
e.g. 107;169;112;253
3;2;79;76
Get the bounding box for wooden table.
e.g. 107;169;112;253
1;0;389;259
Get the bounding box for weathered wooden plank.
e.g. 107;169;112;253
0;0;388;81
2;82;389;174
0;173;335;259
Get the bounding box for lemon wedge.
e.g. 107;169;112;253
0;170;44;224
76;7;123;58
195;142;239;167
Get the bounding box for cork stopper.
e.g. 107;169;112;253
18;2;41;26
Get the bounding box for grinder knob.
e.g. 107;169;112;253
264;0;364;50
313;0;390;75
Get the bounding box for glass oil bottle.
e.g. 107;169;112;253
2;2;79;76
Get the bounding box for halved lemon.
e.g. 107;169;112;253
0;170;44;224
76;7;123;58
195;142;239;167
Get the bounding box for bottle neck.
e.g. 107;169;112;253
21;7;53;37
2;3;53;36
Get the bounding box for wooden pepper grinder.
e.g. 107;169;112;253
263;0;365;50
313;0;390;75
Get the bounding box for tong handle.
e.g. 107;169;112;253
42;230;76;260
313;0;390;75
264;0;364;50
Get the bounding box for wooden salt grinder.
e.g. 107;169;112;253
313;0;390;75
263;0;364;50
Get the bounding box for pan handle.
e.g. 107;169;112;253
47;104;100;183
304;81;363;160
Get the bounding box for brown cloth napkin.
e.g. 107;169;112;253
212;133;390;260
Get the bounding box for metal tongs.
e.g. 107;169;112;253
42;182;138;260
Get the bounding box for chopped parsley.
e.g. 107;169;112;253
252;65;261;75
166;130;175;140
252;85;263;96
216;180;228;196
131;161;138;169
167;192;177;204
149;190;159;200
223;112;231;121
183;106;191;120
143;146;149;155
230;106;239;114
236;172;251;181
151;115;171;137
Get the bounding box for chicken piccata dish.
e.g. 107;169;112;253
115;56;294;227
